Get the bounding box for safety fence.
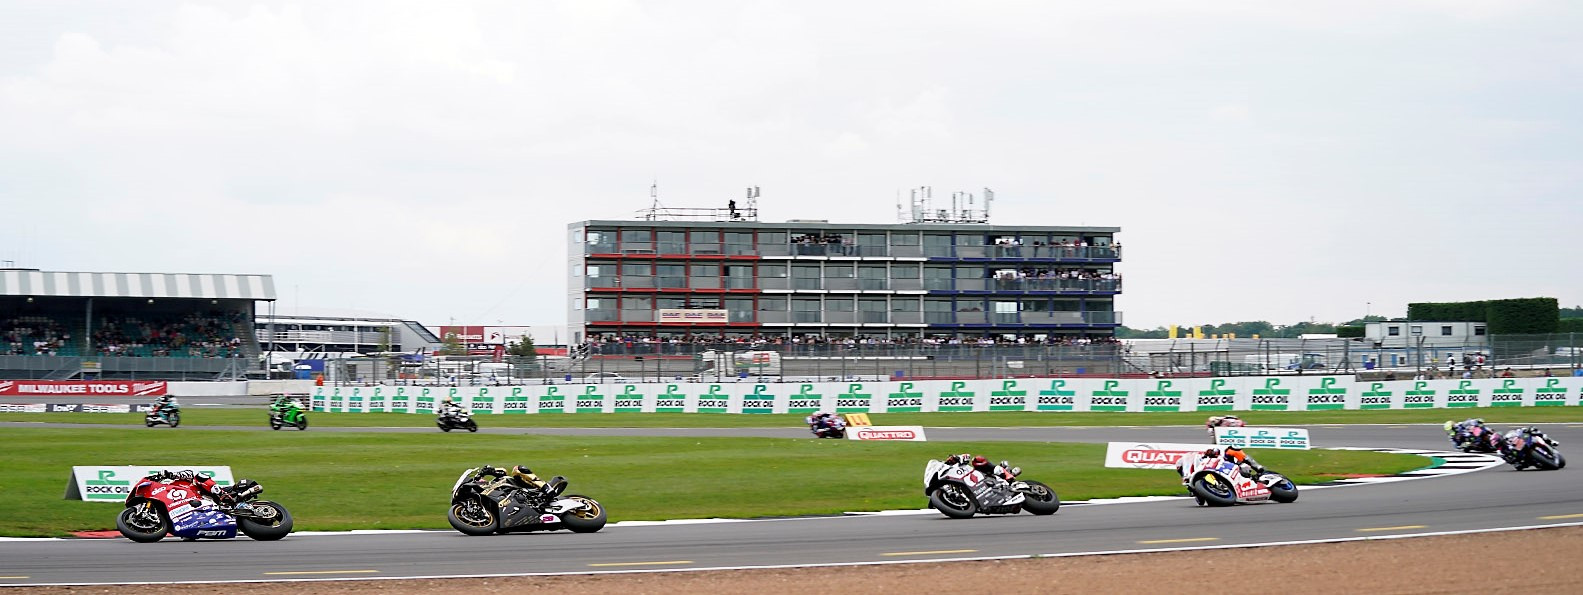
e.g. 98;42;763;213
309;375;1583;415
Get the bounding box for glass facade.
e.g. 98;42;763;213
572;221;1121;338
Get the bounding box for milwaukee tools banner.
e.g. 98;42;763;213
0;380;168;397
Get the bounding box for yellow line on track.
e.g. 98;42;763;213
881;549;979;556
1355;525;1427;532
1539;513;1583;520
262;570;379;576
1138;537;1219;544
587;561;693;567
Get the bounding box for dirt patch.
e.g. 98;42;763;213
14;526;1582;594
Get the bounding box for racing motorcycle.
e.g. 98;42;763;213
437;406;479;432
269;398;308;430
922;459;1060;519
145;399;181;428
1500;426;1566;471
447;466;606;535
116;473;292;542
1178;451;1298;506
808;413;847;439
1445;420;1501;453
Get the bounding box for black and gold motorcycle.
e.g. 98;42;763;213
447;466;607;535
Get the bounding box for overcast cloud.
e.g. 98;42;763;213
2;1;1579;331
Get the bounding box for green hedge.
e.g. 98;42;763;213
1559;318;1583;333
1408;298;1559;334
1336;325;1365;338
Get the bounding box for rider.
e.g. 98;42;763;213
153;469;239;504
805;411;843;433
1498;426;1557;468
1205;415;1244;435
482;465;550;491
1444;418;1493;450
945;453;1021;483
1221;446;1266;478
151;395;178;420
439;397;464;420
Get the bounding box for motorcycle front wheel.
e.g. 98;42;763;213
1018;480;1061;515
116;503;170;543
465;420;478;433
928;483;978;519
239;501;294;541
559;495;607;533
1191;474;1238;507
1532;446;1564;470
167;412;180;428
1266;475;1299;503
448;498;499;535
295;417;308;431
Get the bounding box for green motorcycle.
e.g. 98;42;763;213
269;398;309;431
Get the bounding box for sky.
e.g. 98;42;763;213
1;1;1579;331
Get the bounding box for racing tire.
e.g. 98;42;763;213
145;418;156;428
116;503;170;543
269;417;282;430
440;422;452;432
1191;474;1238;507
167;412;180;428
466;420;478;433
238;501;294;541
1266;475;1299;503
1531;446;1563;470
295;417;308;431
1018;480;1061;515
928;483;978;519
559;495;607;533
448;498;500;536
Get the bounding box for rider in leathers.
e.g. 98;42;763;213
480;465;550;492
153;469;238;504
946;453;1021;483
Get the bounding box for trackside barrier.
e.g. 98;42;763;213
306;376;1583;414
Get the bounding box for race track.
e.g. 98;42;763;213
2;424;1580;586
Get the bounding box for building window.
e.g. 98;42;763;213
994;301;1019;314
891;263;920;279
1474;326;1487;336
1410;325;1423;335
1387;326;1400;336
1441;325;1453;336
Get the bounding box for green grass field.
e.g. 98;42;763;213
0;428;1426;537
4;406;1582;428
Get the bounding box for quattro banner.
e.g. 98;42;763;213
1104;442;1214;470
307;375;1583;414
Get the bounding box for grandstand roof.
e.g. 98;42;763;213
0;269;276;300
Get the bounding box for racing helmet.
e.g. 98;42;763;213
971;455;989;467
1202;448;1221;458
1443;421;1455;433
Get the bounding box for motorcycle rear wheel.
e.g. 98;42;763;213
239;501;294;541
116;503;170;543
560;495;607;533
1191;475;1237;507
928;483;978;519
448;499;499;535
1018;480;1060;515
439;422;452;432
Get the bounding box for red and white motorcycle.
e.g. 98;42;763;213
1177;451;1298;506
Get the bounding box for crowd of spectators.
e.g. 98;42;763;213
993;268;1122;289
2;316;73;356
90;310;248;358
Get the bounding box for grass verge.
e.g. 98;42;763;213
0;427;1425;537
3;406;1582;429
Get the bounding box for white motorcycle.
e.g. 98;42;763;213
922;459;1060;519
1178;452;1298;506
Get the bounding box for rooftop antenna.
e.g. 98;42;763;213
644;180;663;221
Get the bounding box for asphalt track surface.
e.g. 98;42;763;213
2;422;1581;587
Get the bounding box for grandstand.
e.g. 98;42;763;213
0;269;275;380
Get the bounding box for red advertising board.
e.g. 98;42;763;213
0;380;168;397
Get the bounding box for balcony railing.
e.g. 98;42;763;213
588;242;1120;260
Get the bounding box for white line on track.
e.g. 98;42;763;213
14;521;1583;587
